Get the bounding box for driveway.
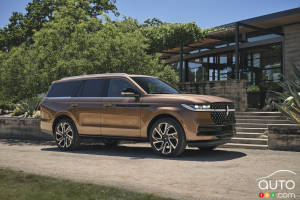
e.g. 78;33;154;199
0;139;299;200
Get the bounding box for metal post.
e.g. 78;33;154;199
235;23;239;80
180;42;184;82
280;35;285;78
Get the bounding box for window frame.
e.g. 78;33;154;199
106;77;140;98
76;78;109;98
46;80;82;98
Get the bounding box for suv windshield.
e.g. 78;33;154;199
131;77;180;94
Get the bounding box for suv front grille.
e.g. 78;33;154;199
211;102;235;125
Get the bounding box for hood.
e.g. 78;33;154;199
143;94;232;104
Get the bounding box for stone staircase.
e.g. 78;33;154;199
221;112;293;150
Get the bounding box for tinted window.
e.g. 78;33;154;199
78;79;107;97
107;78;137;97
47;81;81;97
132;77;179;94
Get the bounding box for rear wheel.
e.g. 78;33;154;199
149;118;186;157
54;118;80;151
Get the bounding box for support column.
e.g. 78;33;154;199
179;42;184;82
235;23;240;80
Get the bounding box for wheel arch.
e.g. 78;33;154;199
52;115;75;135
146;113;185;139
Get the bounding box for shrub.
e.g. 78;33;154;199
273;64;300;124
248;85;260;92
12;107;26;116
12;97;42;117
0;101;16;111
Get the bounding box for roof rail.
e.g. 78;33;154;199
60;73;129;81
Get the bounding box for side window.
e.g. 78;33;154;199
78;79;107;97
107;78;137;97
47;81;81;97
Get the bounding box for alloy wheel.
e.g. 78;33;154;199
151;122;179;155
56;122;73;148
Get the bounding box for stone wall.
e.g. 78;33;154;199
0;117;52;140
283;23;300;80
268;124;300;151
179;80;248;111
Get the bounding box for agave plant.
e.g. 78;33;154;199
273;64;300;124
12;97;42;117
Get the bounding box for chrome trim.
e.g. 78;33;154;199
181;104;235;112
46;97;136;99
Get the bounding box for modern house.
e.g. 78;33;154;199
160;7;300;111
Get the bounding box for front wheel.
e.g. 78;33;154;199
54;118;80;151
149;118;186;157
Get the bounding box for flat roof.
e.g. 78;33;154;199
209;7;300;38
161;7;300;57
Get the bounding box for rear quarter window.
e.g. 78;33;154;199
47;81;81;97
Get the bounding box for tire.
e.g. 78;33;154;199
198;146;217;151
54;118;80;151
149;117;186;157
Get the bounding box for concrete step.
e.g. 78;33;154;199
235;115;287;120
236;127;268;133
220;143;268;150
231;137;268;145
236;119;292;124
235;112;282;116
235;132;265;138
236;123;268;128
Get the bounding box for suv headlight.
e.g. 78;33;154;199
181;104;211;111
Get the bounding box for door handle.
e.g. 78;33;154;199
71;104;78;108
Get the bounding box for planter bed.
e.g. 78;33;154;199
268;124;300;151
0;117;52;141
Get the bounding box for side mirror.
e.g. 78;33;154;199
121;88;140;97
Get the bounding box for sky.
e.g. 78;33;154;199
0;0;300;28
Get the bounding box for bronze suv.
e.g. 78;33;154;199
40;73;235;156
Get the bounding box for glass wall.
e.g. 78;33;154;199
170;43;282;91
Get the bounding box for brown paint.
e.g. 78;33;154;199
40;74;235;142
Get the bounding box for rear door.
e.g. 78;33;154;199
70;78;108;135
101;77;141;137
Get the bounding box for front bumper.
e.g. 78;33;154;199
188;137;231;148
187;124;235;147
197;124;235;136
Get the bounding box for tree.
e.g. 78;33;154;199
0;2;177;101
140;19;206;53
0;0;118;51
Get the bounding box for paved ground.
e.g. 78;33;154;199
0;139;299;200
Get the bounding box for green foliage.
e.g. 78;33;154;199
262;104;273;112
248;85;260;92
0;0;118;51
12;97;41;117
0;2;178;101
273;64;300;124
140;21;206;53
0;168;171;200
12;107;26;116
0;101;16;111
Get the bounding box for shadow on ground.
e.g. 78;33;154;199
0;138;246;162
41;144;247;162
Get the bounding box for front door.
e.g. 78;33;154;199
101;78;141;137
